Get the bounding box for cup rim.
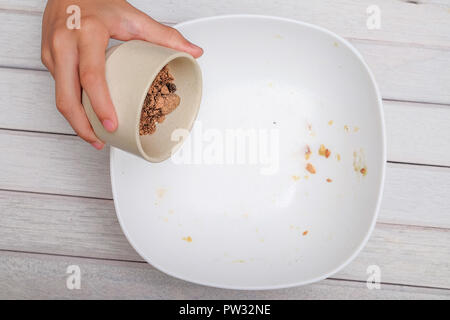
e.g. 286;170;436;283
106;42;202;163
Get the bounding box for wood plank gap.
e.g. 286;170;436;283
387;160;450;169
0;127;76;137
0;64;47;72
375;221;450;232
348;37;450;52
383;98;450;108
0;8;43;16
0;188;112;201
327;277;450;292
0;248;144;264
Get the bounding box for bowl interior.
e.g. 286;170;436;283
111;16;385;289
139;57;202;161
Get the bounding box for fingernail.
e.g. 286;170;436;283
188;41;203;51
102;119;116;132
91;141;104;150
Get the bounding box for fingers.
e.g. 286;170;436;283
41;39;54;75
124;12;203;58
78;20;118;133
52;32;104;149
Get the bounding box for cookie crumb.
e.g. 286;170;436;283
302;230;309;236
319;144;331;158
326;178;332;183
306;163;316;174
139;65;180;135
232;259;245;263
305;145;312;160
182;236;192;242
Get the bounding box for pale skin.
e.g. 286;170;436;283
41;0;203;149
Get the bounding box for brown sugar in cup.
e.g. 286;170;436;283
82;40;202;162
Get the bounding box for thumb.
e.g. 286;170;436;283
127;13;203;58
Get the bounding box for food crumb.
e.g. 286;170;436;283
232;259;245;263
302;230;309;236
354;126;360;132
344;125;349;132
139;65;180;135
326;178;332;183
305;145;312;160
328;120;333;126
156;188;167;199
307;123;315;136
353;149;368;176
336;153;341;161
319;144;331;158
306;163;316;174
292;175;301;181
182;236;192;242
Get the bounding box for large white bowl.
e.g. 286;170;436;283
110;15;386;289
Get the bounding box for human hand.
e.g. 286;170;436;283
41;0;203;149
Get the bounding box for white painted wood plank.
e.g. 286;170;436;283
0;190;140;262
384;101;450;166
0;69;71;135
1;187;449;288
0;12;42;69
356;40;450;104
0;250;448;299
380;164;450;228
336;223;450;289
1;0;449;47
0;12;449;104
0;130;112;199
0;128;449;225
1;68;450;166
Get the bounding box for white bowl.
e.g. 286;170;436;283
110;15;386;289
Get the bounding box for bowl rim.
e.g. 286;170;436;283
110;14;387;290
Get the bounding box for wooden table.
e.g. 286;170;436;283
0;0;449;299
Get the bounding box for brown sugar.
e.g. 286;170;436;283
139;65;180;135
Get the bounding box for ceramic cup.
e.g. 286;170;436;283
82;40;202;162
